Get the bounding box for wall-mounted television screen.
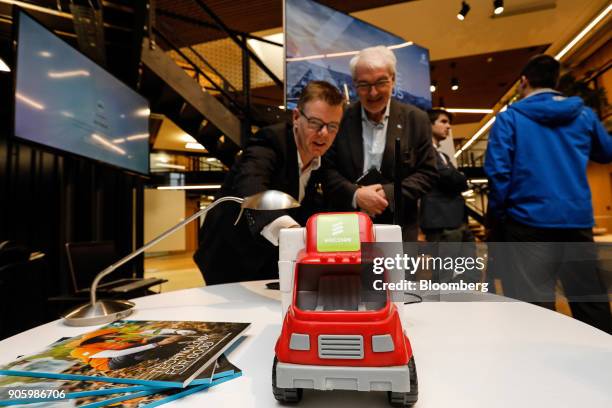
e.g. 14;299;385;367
14;11;150;175
285;0;431;111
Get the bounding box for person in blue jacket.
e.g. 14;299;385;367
484;54;612;334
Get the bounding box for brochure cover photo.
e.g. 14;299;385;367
0;375;150;403
0;321;250;388
0;354;242;407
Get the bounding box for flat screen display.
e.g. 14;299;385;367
14;11;150;174
285;0;431;111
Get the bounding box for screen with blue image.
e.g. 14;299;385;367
285;0;431;111
14;11;150;174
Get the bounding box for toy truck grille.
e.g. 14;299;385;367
318;335;364;359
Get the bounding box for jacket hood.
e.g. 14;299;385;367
510;92;584;126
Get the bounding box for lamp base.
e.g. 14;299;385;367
62;299;135;327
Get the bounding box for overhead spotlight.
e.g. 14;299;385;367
451;77;459;91
457;1;470;21
493;0;504;15
430;80;437;93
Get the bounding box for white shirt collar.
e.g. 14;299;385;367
297;151;321;173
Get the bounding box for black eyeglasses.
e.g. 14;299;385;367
354;78;392;93
298;109;340;133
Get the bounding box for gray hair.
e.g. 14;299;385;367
349;46;397;78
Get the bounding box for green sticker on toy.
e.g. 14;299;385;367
316;213;360;252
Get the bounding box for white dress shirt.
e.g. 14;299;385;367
352;101;391;208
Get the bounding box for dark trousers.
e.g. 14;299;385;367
500;218;612;334
402;223;419;242
422;225;479;283
423;224;475;244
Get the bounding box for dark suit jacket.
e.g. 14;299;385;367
193;123;324;284
322;99;437;239
419;150;469;230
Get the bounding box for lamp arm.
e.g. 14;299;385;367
89;196;244;305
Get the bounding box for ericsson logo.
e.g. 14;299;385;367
331;222;344;236
326;221;351;243
317;214;360;252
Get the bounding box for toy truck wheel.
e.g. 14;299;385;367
272;357;303;403
388;357;418;407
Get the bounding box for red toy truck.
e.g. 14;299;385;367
273;213;417;407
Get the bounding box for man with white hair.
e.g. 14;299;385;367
323;46;437;240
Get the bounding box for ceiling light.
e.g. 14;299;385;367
48;70;90;78
554;4;612;60
454;116;497;158
455;1;611;161
430;80;437;93
493;0;504;15
0;57;10;72
386;42;413;50
157;185;221;190
180;134;197;143
185;142;206;150
135;108;151;117
286;42;413;62
155;163;186;170
91;133;126;155
457;1;470;20
15;92;45;110
451;77;459;91
446;108;493;114
126;133;149;141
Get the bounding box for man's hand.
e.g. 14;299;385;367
356;184;388;215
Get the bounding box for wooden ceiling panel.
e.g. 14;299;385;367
155;0;416;47
430;44;549;124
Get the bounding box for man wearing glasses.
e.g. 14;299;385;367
194;81;344;284
323;46;437;240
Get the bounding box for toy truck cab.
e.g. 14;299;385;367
273;213;417;407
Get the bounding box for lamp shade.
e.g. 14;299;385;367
242;190;300;211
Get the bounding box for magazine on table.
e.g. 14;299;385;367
0;355;241;406
0;321;249;388
1;355;242;407
212;354;241;379
0;388;162;408
0;375;150;403
0;356;232;404
98;368;242;408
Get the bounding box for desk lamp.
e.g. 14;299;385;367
62;190;299;327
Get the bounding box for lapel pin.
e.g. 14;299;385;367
397;124;402;129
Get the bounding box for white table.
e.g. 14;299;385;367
1;281;611;407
